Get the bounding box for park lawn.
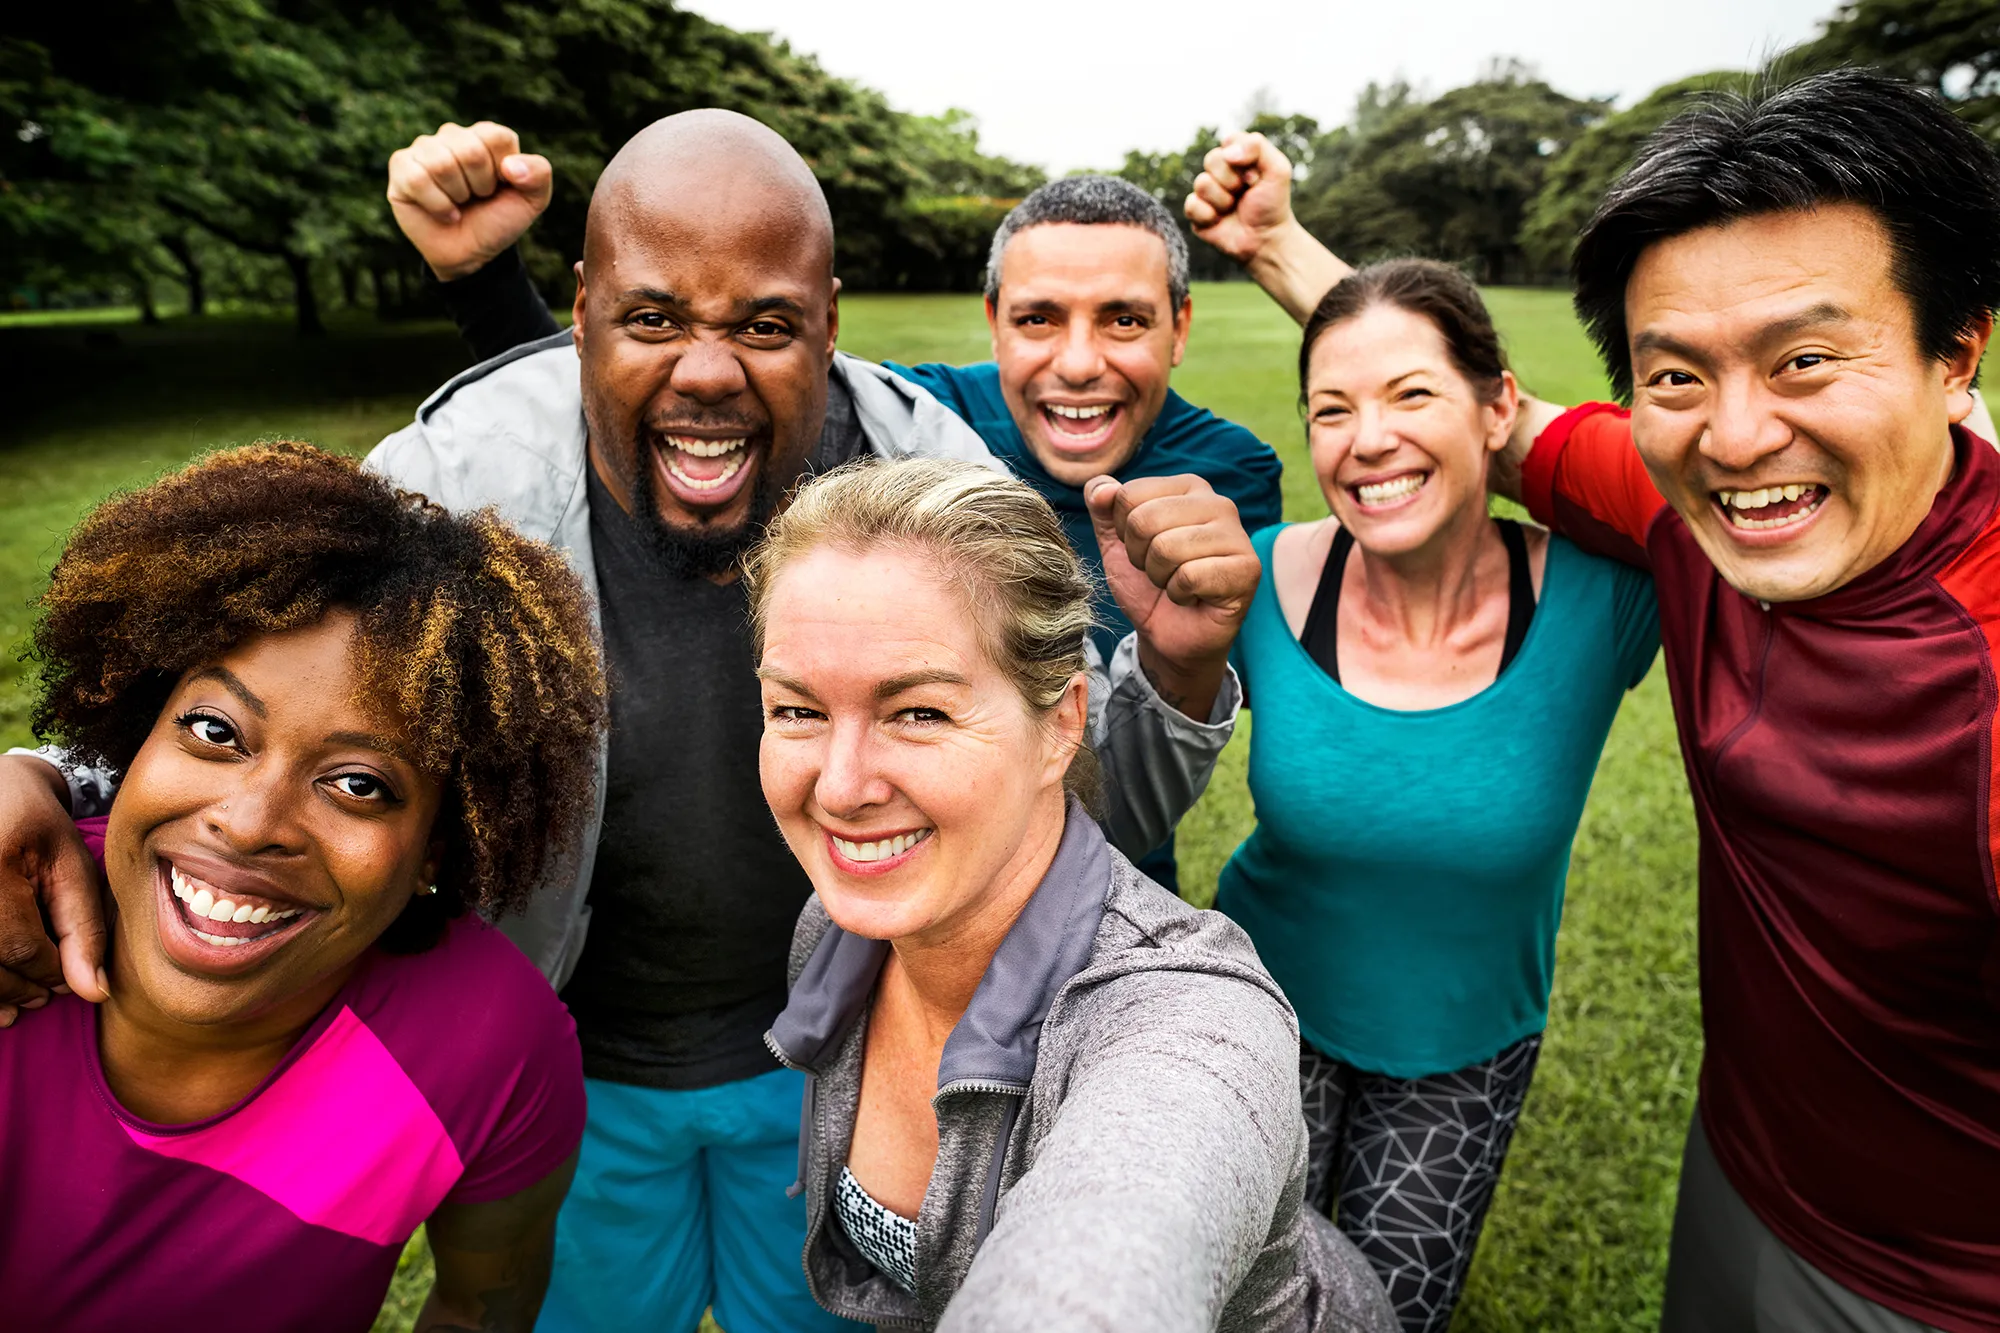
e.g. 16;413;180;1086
0;284;1699;1333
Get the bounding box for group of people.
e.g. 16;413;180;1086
0;63;1993;1333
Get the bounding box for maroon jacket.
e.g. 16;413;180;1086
1524;405;2000;1332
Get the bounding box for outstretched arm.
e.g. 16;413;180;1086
416;1152;577;1332
1185;132;1350;326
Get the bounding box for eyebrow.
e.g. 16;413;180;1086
616;288;808;322
753;667;970;700
1632;302;1856;359
324;730;416;764
186;666;266;718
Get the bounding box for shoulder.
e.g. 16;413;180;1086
1545;532;1658;606
834;354;1003;472
787;894;837;986
359;915;578;1069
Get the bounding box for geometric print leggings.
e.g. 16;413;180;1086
1300;1034;1543;1333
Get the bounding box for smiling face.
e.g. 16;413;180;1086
1305;303;1517;557
987;223;1191;486
1625;203;1988;602
102;614;443;1029
573;175;837;568
757;543;1083;946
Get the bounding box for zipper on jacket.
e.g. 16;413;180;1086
763;1031;813;1200
974;1094;1024;1248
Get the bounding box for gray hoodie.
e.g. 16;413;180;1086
766;803;1397;1332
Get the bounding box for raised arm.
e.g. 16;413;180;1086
416;1153;578;1332
0;751;111;1018
1186;132;1351;325
387;121;562;360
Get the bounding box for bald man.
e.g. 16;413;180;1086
0;111;1259;1331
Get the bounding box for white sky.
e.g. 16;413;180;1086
682;0;1838;174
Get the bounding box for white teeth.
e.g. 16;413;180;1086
831;829;933;863
1047;404;1111;420
208;898;237;922
168;863;301;935
249;905;270;924
192;929;249;948
1355;474;1426;505
665;436;746;458
1721;486;1826;531
1719;484;1819;511
664;450;747;492
190;886;215;917
231;903;256;923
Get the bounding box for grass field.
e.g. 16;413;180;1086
0;284;1699;1332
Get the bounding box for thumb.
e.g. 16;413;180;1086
42;840;108;1002
1084;476;1123;548
501;154;554;210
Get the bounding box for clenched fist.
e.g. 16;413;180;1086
1086;473;1260;720
387;121;554;282
1186;132;1297;268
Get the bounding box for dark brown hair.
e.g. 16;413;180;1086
30;442;608;951
1299;258;1508;405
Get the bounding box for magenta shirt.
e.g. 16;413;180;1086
0;819;587;1331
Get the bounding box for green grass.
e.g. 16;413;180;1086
1;283;1699;1332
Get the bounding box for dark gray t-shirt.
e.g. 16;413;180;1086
562;379;867;1088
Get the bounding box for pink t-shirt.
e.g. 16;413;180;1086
0;820;586;1331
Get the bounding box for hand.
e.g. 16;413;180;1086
387;121;554;283
0;754;109;1025
1186;132;1297;268
1086;474;1261;720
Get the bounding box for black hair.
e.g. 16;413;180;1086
985;175;1190;309
1299;258;1508;403
1574;68;2000;401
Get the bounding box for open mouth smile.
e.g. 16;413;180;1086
824;826;933;875
651;431;761;508
156;857;318;972
1349;470;1430;511
1714;483;1828;534
1038;402;1122;455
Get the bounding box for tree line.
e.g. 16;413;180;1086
3;0;1992;332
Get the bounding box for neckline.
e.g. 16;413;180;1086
1264;524;1566;721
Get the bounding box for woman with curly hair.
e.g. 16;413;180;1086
0;442;607;1332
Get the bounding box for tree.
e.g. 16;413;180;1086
1791;0;2000;141
1518;71;1746;276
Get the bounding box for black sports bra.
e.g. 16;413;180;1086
1299;518;1537;686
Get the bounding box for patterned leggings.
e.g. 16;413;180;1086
1300;1034;1543;1333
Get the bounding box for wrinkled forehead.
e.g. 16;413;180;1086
996;222;1173;308
588;171;834;299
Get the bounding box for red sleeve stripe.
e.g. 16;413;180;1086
1522;402;1628;529
1937;504;2000;917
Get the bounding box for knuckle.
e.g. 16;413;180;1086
0;934;48;973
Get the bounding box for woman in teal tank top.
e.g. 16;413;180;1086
1216;261;1658;1332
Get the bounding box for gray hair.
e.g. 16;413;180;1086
983;175;1191;310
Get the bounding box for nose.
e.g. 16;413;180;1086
1348;402;1398;462
1051;318;1106;386
668;337;749;404
1700;374;1792;474
203;766;305;859
814;717;897;821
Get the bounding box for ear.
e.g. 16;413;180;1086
1485;370;1522;455
826;276;842;356
1943;313;1991;427
985;294;1002;360
415;836;445;902
1043;672;1091;788
1170;295;1193;368
570;260;588;353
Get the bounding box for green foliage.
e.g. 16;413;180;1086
1519;72;1749;276
1791;0;2000;140
1295;62;1609;283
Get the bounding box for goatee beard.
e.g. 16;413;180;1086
630;432;781;580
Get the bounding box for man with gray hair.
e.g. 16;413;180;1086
400;156;1285;888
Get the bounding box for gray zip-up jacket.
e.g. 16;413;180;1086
361;333;1240;988
765;804;1397;1333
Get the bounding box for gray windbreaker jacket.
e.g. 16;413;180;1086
765;803;1397;1333
360;333;1242;988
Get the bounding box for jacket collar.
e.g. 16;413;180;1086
767;798;1112;1091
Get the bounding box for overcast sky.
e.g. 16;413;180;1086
682;0;1839;174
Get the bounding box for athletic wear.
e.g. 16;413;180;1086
835;1167;919;1294
767;801;1397;1332
885;360;1285;656
540;1069;862;1333
1523;406;2000;1333
563;402;864;1090
1302;519;1538;683
1300;1035;1543;1333
1661;1113;1944;1333
0;828;587;1333
1219;524;1659;1076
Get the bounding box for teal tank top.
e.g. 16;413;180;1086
1217;524;1659;1077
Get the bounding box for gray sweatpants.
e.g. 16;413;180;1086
1660;1111;1942;1333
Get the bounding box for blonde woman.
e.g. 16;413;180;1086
752;459;1396;1332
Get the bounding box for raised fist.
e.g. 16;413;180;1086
1185;132;1297;268
387;121;554;282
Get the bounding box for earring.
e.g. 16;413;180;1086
422;884;439;897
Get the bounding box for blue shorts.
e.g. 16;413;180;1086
538;1067;861;1333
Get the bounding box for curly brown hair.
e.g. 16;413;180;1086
30;441;607;950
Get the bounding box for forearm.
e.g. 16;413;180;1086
1491;394;1566;507
1089;635;1237;862
413;1236;553;1333
1245;219;1353;325
433;246;562;363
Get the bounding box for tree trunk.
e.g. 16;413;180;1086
133;269;160;325
161;233;206;316
338;262;360;309
286;252;325;337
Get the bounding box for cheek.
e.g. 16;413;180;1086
759;734;819;816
